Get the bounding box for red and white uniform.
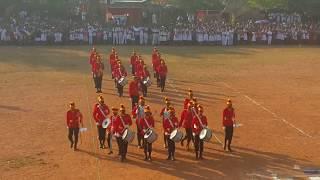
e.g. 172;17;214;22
223;108;235;127
112;114;133;137
66;109;83;128
114;66;128;80
163;116;179;135
135;62;144;78
160;107;172;128
130;55;138;67
183;98;191;109
128;80;140;98
152;53;160;71
179;109;193;128
137;69;150;80
140;116;155;135
93;103;110;126
192;115;208;135
157;64;168;78
89;53;96;72
93;62;104;76
109;115;118;133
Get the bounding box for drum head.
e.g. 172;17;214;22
170;129;178;139
199;129;207;140
102;118;110;128
122;129;128;138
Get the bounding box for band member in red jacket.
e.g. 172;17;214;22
66;102;83;151
112;104;133;162
192;105;208;160
109;48;116;75
141;106;155;161
132;96;146;148
152;48;160;77
179;102;194;150
114;61;128;97
223;99;236;152
135;58;144;77
93;57;104;93
155;52;161;87
157;59;168;92
107;107;119;155
128;76;140;109
163;107;179;161
160;97;171;148
130;50;138;75
138;65;151;97
93;95;110;149
184;89;194;109
89;47;97;74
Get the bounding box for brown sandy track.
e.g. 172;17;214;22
0;46;319;180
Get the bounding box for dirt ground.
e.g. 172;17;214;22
0;45;319;180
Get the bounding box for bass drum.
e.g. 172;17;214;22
199;128;212;142
144;129;158;143
118;77;128;87
122;128;135;143
102;118;111;128
170;129;184;143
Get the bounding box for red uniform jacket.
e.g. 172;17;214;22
112;114;133;136
93;103;110;126
163;116;179;135
179;109;193;128
114;67;127;80
93;62;104;76
66;109;83;128
130;55;138;66
152;53;160;71
109;53;115;64
183;98;191;109
160;107;172;128
89;53;96;72
128;80;140;97
137;69;150;80
135;63;144;77
140;116;155;135
192;115;208;135
109;115;118;132
223;108;235;127
157;64;168;77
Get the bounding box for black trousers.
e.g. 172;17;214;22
117;83;124;97
143;138;152;157
94;75;103;90
224;126;234;148
107;133;112;150
116;137;128;159
131;95;139;110
166;135;175;158
140;81;147;97
97;126;106;145
163;133;167;147
136;125;143;147
131;65;135;75
194;134;204;156
160;76;166;92
68;128;79;147
181;128;194;146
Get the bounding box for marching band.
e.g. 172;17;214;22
66;47;238;163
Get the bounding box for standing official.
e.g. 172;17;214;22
163;107;179;161
223;99;235;152
66;102;83;151
192;105;208;160
112;104;133;162
157;59;168;92
93;96;110;149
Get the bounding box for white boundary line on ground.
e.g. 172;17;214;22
83;74;102;180
221;82;313;138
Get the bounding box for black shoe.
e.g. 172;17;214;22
101;145;106;149
166;156;171;160
70;142;74;148
73;146;78;151
180;140;184;147
171;156;175;161
148;156;152;161
144;156;148;161
108;151;113;155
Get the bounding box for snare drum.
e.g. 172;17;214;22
143;77;152;87
102;118;111;128
118;77;128;87
170;129;184;143
199;128;212;142
122;128;135;143
144;129;158;143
